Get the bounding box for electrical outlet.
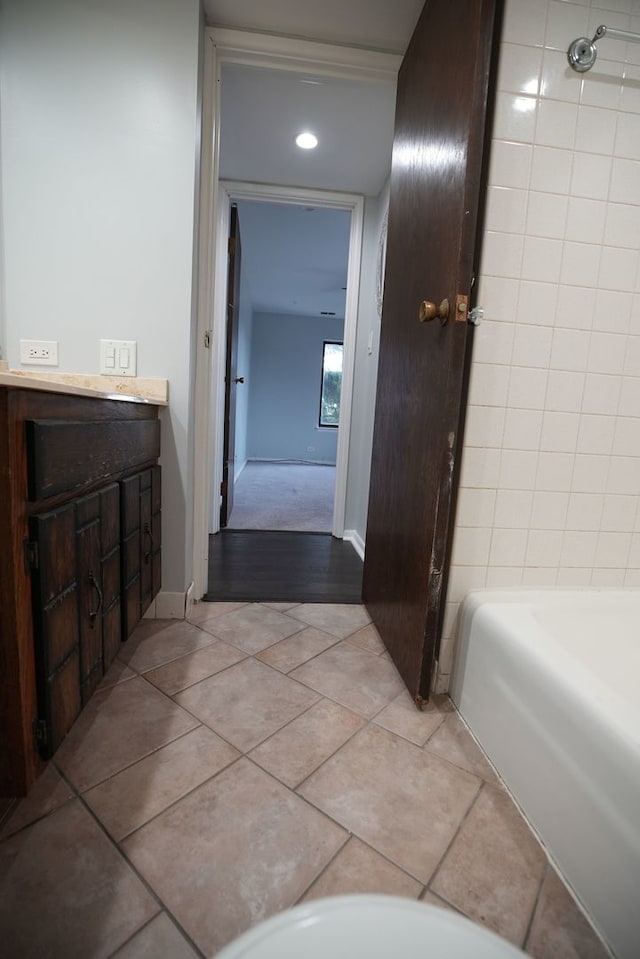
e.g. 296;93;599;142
99;339;137;377
20;340;59;366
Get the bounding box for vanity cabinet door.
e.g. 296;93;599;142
76;493;103;705
100;483;122;672
121;473;142;637
29;504;81;759
121;466;161;637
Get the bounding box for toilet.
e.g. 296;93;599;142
215;895;527;958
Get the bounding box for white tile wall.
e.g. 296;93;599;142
439;0;640;693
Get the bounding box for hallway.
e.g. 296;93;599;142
0;602;608;958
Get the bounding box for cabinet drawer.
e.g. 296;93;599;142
26;419;160;501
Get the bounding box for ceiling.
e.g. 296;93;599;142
234;200;351;319
204;0;424;54
210;0;422;319
219;64;396;196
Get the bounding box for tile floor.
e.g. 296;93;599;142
0;601;611;959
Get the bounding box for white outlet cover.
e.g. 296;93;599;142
19;339;59;366
99;339;137;377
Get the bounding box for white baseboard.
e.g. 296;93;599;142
234;458;247;482
343;529;365;561
145;588;192;620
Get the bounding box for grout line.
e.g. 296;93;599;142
77;793;207;959
425;780;485;896
291;830;353;904
114;753;244;845
521;859;549;951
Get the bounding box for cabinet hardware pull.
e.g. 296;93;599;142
88;570;103;626
143;523;154;564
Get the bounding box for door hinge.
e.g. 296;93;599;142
428;567;442;611
33;718;49;755
24;539;39;572
220;481;227;497
204;331;211;349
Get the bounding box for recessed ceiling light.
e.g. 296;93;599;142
296;132;318;150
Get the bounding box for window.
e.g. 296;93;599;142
319;341;343;428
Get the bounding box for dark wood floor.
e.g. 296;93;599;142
205;531;364;604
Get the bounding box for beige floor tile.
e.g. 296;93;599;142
301;836;422;902
286;603;371;638
99;658;137;690
186;601;248;628
421;890;459;912
112;913;199;959
175;658;319;752
346;622;387;655
431;784;547;946
374;689;451;746
256;626;339;673
204;603;305;653
424;711;501;784
299;724;481;884
261;602;300;611
0;799;159;959
525;867;611;959
55;676;198;792
84;726;239;840
0;763;74;839
290;641;404;718
119;620;216;673
122;758;347;956
144;640;246;695
249;699;364;787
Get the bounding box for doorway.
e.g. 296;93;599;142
220;198;352;535
191;34;398;602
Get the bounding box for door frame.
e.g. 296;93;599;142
213;180;364;533
191;28;401;600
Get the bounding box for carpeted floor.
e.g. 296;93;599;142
227;462;336;532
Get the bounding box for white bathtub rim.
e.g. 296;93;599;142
452;588;640;748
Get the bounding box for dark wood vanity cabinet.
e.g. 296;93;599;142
0;386;161;794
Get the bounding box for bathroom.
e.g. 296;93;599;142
1;0;639;956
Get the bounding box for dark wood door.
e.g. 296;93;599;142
363;0;502;704
220;204;242;527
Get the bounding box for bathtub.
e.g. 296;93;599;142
450;590;640;959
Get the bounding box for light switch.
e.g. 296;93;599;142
100;339;137;376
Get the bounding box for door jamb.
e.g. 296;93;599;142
191;28;400;600
214;180;364;538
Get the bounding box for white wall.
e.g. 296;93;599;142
247;311;343;463
442;0;640;691
0;0;201;594
344;181;389;541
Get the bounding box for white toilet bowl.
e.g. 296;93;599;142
215;894;528;958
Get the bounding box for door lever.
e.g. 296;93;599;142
233;376;245;384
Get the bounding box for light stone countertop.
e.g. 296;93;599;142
0;368;168;405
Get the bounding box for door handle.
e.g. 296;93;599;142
419;299;449;324
233;376;245;384
88;570;103;627
143;523;154;564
